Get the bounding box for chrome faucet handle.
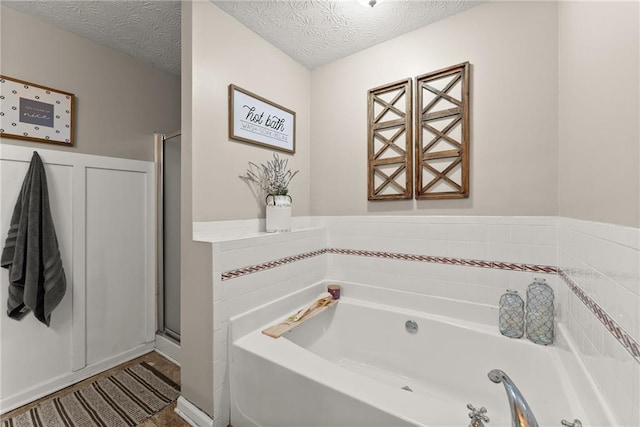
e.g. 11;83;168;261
467;403;489;418
467;403;490;427
561;419;582;427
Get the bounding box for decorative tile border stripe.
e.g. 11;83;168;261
324;248;557;273
220;249;328;280
559;269;640;364
220;247;557;281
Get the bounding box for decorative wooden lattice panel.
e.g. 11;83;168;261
415;62;470;199
367;78;413;200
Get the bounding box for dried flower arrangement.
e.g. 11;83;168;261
240;152;299;196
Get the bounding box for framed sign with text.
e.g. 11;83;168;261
228;84;295;154
0;75;75;146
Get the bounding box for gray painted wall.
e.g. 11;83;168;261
558;1;640;228
190;3;311;222
180;0;214;417
310;1;559;217
0;5;180;161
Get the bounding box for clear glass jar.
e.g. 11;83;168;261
499;290;525;338
525;277;554;345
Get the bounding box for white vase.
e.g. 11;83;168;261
265;194;291;232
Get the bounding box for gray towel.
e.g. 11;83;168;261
1;151;67;326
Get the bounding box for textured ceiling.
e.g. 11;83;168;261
213;0;482;70
2;0;482;74
2;0;182;75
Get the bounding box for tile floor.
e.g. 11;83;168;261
1;351;190;426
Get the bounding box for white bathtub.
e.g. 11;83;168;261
230;282;613;427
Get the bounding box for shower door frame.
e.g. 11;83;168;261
154;130;181;342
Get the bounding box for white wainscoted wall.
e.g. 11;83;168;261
0;144;156;413
198;215;639;427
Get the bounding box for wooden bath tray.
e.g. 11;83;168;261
262;300;338;339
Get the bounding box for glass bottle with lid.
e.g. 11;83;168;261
499;290;525;338
525;277;554;345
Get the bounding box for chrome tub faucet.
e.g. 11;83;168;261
488;369;539;427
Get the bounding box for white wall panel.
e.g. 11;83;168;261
0;159;74;400
0;143;154;413
85;168;149;365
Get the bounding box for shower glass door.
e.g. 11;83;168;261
156;132;181;341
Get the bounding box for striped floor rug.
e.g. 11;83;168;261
2;363;180;427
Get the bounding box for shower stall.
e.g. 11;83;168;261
155;131;181;344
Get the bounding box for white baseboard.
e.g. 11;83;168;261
155;333;180;365
0;342;155;414
175;396;214;427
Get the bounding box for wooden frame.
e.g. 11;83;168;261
367;78;413;200
415;62;470;199
0;75;75;146
228;84;296;154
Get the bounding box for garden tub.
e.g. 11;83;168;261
229;282;613;427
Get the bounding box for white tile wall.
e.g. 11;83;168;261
315;215;559;267
320;216;559;310
559;217;640;427
203;227;328;427
200;215;638;427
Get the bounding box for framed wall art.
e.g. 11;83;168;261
367;78;413;200
415;62;470;199
0;75;75;146
228;84;296;154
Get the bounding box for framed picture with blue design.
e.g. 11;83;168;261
0;75;75;146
